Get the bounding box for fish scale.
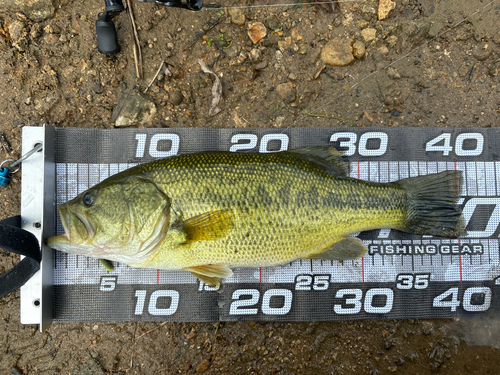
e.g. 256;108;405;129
137;153;407;268
48;148;463;286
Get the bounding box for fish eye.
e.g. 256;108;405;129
82;193;94;207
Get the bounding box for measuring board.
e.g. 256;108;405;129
19;126;500;329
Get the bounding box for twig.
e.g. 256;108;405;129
125;0;143;79
132;43;140;79
302;110;344;120
144;60;165;93
135;322;167;340
86;348;106;372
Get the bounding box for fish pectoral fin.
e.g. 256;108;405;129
176;209;233;244
309;237;367;260
184;264;233;287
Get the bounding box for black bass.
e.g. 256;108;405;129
47;148;463;286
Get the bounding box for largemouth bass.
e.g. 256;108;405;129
47;148;463;286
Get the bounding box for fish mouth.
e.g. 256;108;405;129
59;203;71;241
48;203;94;249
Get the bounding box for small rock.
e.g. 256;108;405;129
288;73;298;81
43;33;59;45
237;52;247;64
362;5;377;20
378;46;389;55
358;20;370;29
248;22;267;44
388;366;397;373
320;37;354;67
386;35;398;47
421;321;434;335
170;90;184;106
352;40;366;59
111;92;157;127
249;48;262;62
262;35;278;48
254;61;268;70
278;37;292;49
265;17;280;31
196;359;211;373
378;0;396;20
473;42;492;61
291;28;303;42
1;0;55;21
276;82;296;103
8;20;28;51
361;28;376;43
405;350;419;361
383;338;395;350
400;20;431;48
342;13;354;27
30;23;41;39
229;8;245;26
274;116;286;127
387;67;400;79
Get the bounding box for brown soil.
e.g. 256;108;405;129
1;0;500;373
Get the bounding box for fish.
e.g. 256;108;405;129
47;147;464;287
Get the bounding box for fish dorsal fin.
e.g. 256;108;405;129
309;237;367;260
173;209;233;244
289;147;349;177
184;264;233;287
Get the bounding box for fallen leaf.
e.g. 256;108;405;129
198;59;222;116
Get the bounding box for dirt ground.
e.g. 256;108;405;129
1;0;500;373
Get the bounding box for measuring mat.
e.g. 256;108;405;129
19;126;500;328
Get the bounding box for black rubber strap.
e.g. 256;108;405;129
0;216;41;298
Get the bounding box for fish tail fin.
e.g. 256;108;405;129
397;171;464;238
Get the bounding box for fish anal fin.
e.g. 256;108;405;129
309;237;367;260
175;209;233;244
184;264;233;287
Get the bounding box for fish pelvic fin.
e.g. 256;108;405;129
309;237;367;260
397;170;465;238
174;209;234;244
99;259;114;272
288;147;349;177
184;264;233;287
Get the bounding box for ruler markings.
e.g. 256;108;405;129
496;162;500;196
477;161;486;196
52;160;500;286
368;161;380;182
485;162;496;196
466;161;478;196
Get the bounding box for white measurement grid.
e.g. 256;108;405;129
53;161;500;286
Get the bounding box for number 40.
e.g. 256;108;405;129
425;133;484;156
